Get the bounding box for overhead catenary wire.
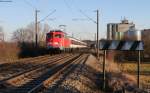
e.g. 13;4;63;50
63;0;97;40
64;0;97;40
0;0;12;2
66;0;97;24
63;0;97;24
63;0;74;14
38;9;56;23
79;10;97;24
66;0;100;55
23;0;36;10
23;0;56;23
63;0;90;22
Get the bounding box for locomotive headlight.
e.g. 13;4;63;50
54;42;59;44
47;42;52;45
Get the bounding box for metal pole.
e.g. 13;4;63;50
35;10;38;48
96;10;99;59
59;25;66;53
3;32;4;42
103;50;106;90
137;50;141;88
95;33;97;55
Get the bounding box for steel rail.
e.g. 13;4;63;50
8;54;80;93
28;54;89;93
0;54;71;86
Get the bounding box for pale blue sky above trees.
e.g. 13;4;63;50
0;0;150;41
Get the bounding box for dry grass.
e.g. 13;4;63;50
140;75;150;85
0;42;48;62
106;60;120;73
118;62;150;88
118;62;150;73
103;59;149;92
0;42;19;61
121;73;137;85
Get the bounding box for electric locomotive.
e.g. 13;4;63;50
46;30;87;52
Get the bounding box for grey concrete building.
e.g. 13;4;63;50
107;18;135;40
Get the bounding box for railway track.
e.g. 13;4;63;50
0;55;50;68
0;54;65;80
0;54;58;71
43;54;89;93
0;53;86;93
0;54;72;86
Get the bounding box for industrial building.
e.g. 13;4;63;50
107;18;135;40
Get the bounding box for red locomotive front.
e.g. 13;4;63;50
46;30;70;50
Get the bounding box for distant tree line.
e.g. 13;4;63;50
12;23;50;47
11;23;51;58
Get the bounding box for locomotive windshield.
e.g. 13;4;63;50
55;34;62;38
47;33;52;38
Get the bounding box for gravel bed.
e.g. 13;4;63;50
46;55;103;93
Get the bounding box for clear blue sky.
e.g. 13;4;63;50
0;0;150;40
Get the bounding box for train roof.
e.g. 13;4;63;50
68;36;87;44
50;30;63;32
47;30;67;34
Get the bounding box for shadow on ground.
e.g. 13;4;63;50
18;42;49;58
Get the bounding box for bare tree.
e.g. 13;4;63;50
0;26;4;42
25;23;35;43
12;23;50;45
39;23;50;42
12;28;26;43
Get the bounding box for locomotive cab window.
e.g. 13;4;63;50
47;34;52;38
60;34;64;38
55;34;62;38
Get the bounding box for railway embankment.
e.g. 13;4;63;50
99;58;149;93
48;54;103;93
0;54;149;93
